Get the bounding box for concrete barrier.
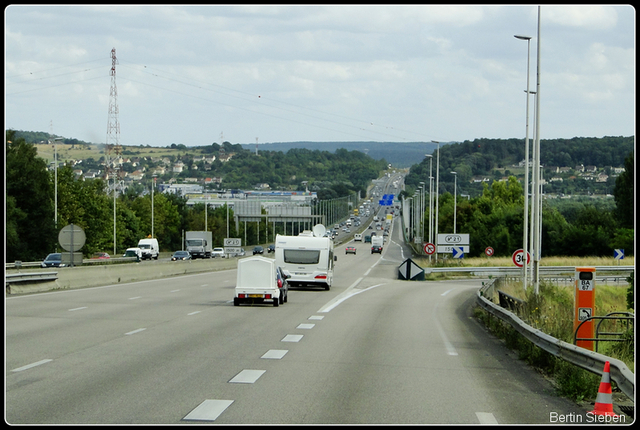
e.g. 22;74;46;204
6;257;239;295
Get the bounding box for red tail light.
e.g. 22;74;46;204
238;294;246;298
277;279;283;289
265;294;272;299
315;274;327;280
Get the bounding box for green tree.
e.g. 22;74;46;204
613;152;634;229
6;130;57;261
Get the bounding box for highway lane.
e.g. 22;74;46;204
5;218;588;424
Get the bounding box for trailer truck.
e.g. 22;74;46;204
186;231;213;259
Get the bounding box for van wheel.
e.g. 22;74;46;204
234;298;240;306
273;297;279;307
284;293;288;303
324;284;330;290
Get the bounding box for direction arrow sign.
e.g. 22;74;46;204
614;249;624;260
452;246;464;259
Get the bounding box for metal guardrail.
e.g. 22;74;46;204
5;272;58;284
476;280;635;402
428;265;634;276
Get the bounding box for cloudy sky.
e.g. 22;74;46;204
5;5;635;147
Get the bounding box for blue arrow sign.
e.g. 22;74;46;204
614;249;624;260
452;246;464;259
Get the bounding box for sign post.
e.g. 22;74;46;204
574;267;596;351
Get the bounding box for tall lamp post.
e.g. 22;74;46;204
425;154;433;263
451;172;457;234
431;140;440;262
515;33;532;292
532;5;542;294
419;181;425;245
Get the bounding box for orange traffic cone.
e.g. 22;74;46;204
590;361;619;417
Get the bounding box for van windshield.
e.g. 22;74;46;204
139;244;151;249
283;249;320;265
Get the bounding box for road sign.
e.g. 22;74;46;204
224;238;241;247
437;245;469;254
58;224;86;252
484;246;494;257
574;267;596;350
452;246;464;259
437;234;469;245
512;249;531;267
398;258;425;281
224;247;242;255
424;243;435;255
614;249;624;260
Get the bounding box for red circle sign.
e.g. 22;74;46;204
485;246;494;257
512;249;531;267
424;243;435;255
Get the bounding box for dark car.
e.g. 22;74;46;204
267;244;275;253
171;250;192;261
371;245;383;254
41;253;65;268
276;266;289;304
253;246;264;255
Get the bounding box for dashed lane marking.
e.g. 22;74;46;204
183;399;234;422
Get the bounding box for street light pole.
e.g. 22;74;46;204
451;172;457;234
532;5;542;294
515;33;532;292
425;154;433;263
432;140;440;263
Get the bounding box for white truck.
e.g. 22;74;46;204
275;225;336;291
137;238;159;260
186;231;213;259
234;256;283;307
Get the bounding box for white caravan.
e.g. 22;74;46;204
275;225;336;290
234;256;284;307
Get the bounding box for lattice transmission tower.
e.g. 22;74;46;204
105;47;121;181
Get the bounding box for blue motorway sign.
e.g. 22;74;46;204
452;246;464;259
614;249;624;260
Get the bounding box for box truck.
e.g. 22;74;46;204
234;256;287;307
186;231;213;259
275;225;336;290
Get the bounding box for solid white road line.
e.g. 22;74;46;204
11;359;53;372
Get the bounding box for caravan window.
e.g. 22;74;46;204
283;249;320;264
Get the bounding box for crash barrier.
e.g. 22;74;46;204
498;290;525;314
5;257;238;295
398;258;425;281
477;279;634;402
6;272;58;284
574;312;635;353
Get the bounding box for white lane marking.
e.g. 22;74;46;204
308;315;324;320
128;296;141;300
441;288;454;296
296;323;315;329
318;283;385;313
476;412;499;424
187;311;201;316
229;369;265;384
125;328;146;336
11;359;53;372
171;289;180;293
183;399;234;421
281;334;303;342
261;349;288;359
68;306;87;311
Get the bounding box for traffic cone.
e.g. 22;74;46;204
590;361;619;417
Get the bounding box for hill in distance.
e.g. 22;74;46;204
240;141;448;168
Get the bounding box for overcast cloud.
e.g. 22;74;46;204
4;5;635;147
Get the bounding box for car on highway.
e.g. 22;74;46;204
91;252;110;259
267;244;275;253
253;246;264;255
171;250;192;261
41;253;65;268
212;247;225;258
345;245;357;255
371;245;383;254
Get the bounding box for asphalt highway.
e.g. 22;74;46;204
5;216;589;424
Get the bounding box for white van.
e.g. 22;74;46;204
234;256;286;307
275;232;336;290
354;233;362;241
137;238;159;260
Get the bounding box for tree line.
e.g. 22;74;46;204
6;130;386;262
402;152;634;258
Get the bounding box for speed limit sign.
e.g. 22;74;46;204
512;249;531;267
